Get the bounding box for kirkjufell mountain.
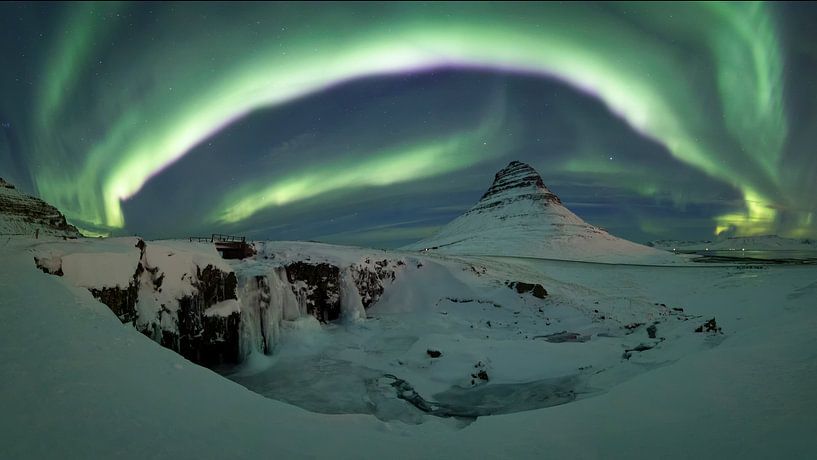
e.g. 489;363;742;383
404;161;677;264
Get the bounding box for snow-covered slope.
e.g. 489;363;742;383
3;238;816;458
404;161;677;264
0;177;80;238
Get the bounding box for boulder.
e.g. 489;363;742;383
507;281;548;298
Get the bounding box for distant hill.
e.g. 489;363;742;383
647;235;816;251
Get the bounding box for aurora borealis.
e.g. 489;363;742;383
1;2;816;245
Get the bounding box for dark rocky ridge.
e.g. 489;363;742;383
470;161;561;215
0;177;80;237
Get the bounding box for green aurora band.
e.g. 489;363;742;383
23;2;813;237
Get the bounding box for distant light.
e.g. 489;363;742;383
742;248;745;251
705;247;709;251
609;156;613;160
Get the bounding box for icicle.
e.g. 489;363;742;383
340;267;366;323
272;266;300;321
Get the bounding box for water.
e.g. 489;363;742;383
227;356;581;424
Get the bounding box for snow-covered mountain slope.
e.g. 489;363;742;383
648;235;817;251
0;177;80;238
403;161;678;264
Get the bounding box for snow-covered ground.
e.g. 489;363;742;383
2;235;816;458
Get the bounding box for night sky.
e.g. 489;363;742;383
2;2;816;246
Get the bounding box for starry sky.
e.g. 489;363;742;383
1;2;816;247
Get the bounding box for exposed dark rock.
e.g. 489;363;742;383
173;264;241;365
282;259;401;322
695;317;722;333
196;264;238;305
507;281;548;298
622;342;657;360
89;285;138;323
200;311;242;367
427;349;442;358
477;161;561;207
285;262;341;322
477;370;489;381
350;259;400;308
647;324;657;339
534;331;589;343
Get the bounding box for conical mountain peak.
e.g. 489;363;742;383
472;161;561;215
404;160;676;264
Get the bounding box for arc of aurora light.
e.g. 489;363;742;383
34;2;788;236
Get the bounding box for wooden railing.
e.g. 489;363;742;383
188;234;247;243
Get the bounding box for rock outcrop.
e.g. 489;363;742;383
0;177;80;238
507;281;548;299
475;160;562;211
173;264;240;366
282;258;403;323
285;262;341;322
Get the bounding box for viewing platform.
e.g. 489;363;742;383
188;233;254;259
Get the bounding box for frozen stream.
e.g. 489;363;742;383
229;355;580;423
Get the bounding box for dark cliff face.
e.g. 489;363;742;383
470;161;561;215
87;247;144;324
175;265;240;366
90;284;140;323
35;239;243;367
34;239;406;366
283;258;403;323
285;262;341;322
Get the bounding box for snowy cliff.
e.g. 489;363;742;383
31;238;407;367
